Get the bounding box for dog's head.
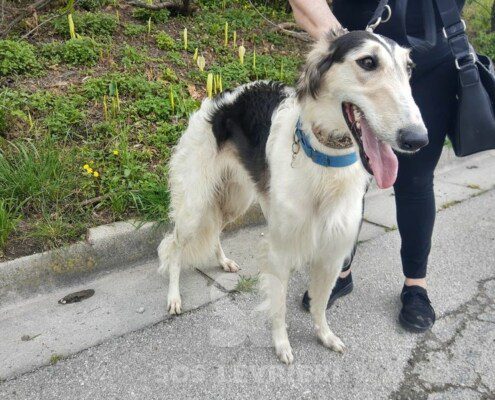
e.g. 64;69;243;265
297;30;428;188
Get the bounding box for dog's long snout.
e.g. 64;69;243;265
398;126;429;151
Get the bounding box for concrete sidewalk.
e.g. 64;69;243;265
1;186;494;399
0;151;494;398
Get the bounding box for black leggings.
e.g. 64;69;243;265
343;59;458;279
394;59;458;278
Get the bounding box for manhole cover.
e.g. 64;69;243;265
58;289;95;304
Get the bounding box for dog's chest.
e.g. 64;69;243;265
292;171;366;244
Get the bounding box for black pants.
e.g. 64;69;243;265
343;58;458;279
394;59;458;278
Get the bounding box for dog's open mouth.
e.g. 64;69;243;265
342;102;398;189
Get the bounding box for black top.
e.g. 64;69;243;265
332;0;466;70
332;0;465;34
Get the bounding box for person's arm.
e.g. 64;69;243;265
289;0;342;39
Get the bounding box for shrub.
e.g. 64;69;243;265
464;0;495;58
52;12;118;38
41;38;100;66
123;23;148;36
0;40;41;76
472;32;495;60
120;45;147;67
155;31;177;50
78;0;111;11
132;8;170;23
43;96;86;138
83;73;168;99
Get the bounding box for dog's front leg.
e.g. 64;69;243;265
261;248;293;364
308;257;346;353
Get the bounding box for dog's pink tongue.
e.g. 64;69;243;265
360;118;398;189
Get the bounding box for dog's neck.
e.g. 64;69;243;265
299;100;355;154
311;124;354;150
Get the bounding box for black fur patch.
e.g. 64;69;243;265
209;81;289;192
299;30;386;99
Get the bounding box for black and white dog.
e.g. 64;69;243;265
158;30;428;363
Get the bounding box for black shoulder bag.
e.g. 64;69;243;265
367;0;495;157
435;0;495;156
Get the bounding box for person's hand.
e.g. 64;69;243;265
289;0;342;39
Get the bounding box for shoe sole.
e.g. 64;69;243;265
398;313;433;333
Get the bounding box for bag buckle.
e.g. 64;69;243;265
366;5;391;32
443;19;466;39
455;52;476;70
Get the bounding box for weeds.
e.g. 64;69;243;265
0;200;19;249
235;275;259;293
155;31;177;51
41;37;100;66
52;12;118;38
0;40;41;76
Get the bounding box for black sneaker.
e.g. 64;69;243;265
302;273;354;311
399;285;436;332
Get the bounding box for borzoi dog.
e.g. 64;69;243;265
157;29;428;363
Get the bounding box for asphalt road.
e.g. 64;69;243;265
1;190;494;400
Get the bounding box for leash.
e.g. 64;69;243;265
292;119;358;168
366;0;392;32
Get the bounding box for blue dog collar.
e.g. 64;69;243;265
295;119;358;168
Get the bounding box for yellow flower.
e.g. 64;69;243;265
87;167;93;174
113;149;119;156
93;171;100;178
83;164;90;170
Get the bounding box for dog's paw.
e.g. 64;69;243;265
220;258;240;273
167;296;182;315
318;331;346;353
275;341;294;365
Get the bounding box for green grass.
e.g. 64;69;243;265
0;200;19;250
235;275;260;293
49;354;63;365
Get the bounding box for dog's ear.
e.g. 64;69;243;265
297;28;348;100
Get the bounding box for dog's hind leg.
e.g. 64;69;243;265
215;170;254;273
215;240;239;272
261;248;293;364
158;233;183;314
308;257;346;353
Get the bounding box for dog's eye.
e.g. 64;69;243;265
356;56;377;71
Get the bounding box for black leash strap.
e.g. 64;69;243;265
367;0;391;31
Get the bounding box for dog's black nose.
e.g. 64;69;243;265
398;127;429;151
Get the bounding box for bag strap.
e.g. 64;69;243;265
434;0;478;83
366;0;391;31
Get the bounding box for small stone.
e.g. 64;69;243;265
136;307;145;314
21;335;30;341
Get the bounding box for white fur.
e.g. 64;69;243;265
157;32;424;362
